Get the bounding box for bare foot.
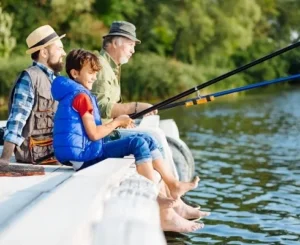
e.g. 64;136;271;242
157;194;178;209
181;196;201;209
175;198;210;220
168;176;200;200
161;208;204;232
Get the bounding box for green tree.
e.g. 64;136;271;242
0;4;16;58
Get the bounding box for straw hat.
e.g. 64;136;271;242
103;21;141;44
26;25;66;54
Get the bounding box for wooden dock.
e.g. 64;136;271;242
0;157;166;245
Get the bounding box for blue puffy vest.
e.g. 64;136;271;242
51;76;103;162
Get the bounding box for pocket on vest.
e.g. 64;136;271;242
34;112;54;129
32;143;53;161
38;90;51;111
29;135;56;164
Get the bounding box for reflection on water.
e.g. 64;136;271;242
161;88;300;245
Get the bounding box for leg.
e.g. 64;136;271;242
136;134;200;200
102;136;178;207
117;128;180;179
158;181;204;232
101;136;156;181
135;159;155;181
119;130;201;207
152;158;199;199
160;208;204;232
161;180;210;220
157;179;179;209
174;198;210;221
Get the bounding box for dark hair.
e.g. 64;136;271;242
31;50;40;61
66;49;101;79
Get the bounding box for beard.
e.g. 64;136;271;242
119;56;129;65
47;57;64;73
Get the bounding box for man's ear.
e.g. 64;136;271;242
112;39;118;48
40;48;48;59
70;69;79;80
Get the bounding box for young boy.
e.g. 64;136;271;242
51;49;199;200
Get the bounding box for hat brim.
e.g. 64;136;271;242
103;33;141;44
26;34;66;55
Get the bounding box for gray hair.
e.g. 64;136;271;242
103;36;126;50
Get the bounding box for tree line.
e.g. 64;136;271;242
1;0;300;103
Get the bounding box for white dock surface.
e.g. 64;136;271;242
0;158;166;245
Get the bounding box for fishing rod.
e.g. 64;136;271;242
131;41;300;119
160;74;300;110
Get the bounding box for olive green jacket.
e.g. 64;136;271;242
92;49;122;123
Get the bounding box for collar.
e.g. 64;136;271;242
32;61;57;81
100;49;120;70
100;49;121;81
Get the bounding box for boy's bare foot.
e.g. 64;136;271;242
161;208;204;232
157;194;178;209
174;198;210;220
169;176;200;200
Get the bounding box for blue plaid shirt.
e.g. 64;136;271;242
4;62;56;146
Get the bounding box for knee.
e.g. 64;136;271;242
142;134;158;150
130;136;149;150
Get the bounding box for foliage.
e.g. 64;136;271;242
0;4;16;58
1;0;300;100
121;52;205;101
0;56;31;97
121;52;246;102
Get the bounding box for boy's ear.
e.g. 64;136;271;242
70;69;79;80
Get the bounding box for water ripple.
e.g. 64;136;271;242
163;88;300;244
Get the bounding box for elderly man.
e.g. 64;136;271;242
94;20;179;178
92;21;209;232
0;25;66;171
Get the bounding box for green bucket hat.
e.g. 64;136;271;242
103;21;141;44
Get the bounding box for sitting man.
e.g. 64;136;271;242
0;25;66;169
92;20;210;232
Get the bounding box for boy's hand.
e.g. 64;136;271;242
115;115;134;128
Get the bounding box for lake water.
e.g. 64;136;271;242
161;87;300;245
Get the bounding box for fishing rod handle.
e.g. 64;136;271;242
185;96;215;107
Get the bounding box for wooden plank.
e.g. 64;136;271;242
0;158;135;245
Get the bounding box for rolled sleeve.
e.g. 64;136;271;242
4;71;34;146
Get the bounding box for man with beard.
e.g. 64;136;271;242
0;25;66;167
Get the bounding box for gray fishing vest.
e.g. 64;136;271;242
8;66;58;164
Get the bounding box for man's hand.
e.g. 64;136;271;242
0;141;16;166
0;158;9;167
136;102;158;116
